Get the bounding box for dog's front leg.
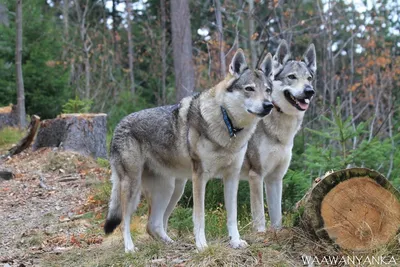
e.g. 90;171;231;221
265;178;282;229
264;161;289;229
192;161;208;250
223;173;248;248
248;172;266;232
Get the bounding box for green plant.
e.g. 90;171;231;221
0;127;25;147
205;203;228;238
304;102;394;176
62;96;93;114
96;158;110;169
169;206;193;236
282;169;311;212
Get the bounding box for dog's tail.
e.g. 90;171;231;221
104;165;122;234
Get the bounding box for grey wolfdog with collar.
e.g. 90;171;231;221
104;49;275;252
143;40;317;242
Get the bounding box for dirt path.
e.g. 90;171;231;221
0;149;107;266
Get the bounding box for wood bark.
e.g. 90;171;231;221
170;0;195;102
160;0;167;104
62;0;69;60
125;0;135;95
74;0;91;99
296;168;400;251
16;0;26;128
7;115;40;157
0;3;9;26
0;105;19;129
248;0;257;69
33;114;107;159
214;0;226;79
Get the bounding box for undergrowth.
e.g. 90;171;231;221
0;127;25;153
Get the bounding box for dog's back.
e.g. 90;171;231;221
110;104;190;176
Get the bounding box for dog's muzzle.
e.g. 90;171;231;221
304;85;315;98
247;101;274;117
263;101;274;112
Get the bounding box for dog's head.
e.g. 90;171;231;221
222;49;274;119
271;41;317;116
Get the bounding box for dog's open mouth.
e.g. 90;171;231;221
284;90;310;111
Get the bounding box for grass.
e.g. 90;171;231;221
0;126;25;154
46;170;400;266
39;195;400;267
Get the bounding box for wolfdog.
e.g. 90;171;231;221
143;40;317;241
243;40;317;232
104;49;275;252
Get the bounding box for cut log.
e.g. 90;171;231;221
33;113;107;159
296;168;400;251
0;104;18;129
7;115;40;157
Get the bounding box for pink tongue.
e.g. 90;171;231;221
297;101;309;110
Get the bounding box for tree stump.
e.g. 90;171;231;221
297;168;400;251
33;113;107;159
7;115;40;157
0;105;18;129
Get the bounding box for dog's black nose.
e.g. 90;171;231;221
304;86;315;98
263;101;274;112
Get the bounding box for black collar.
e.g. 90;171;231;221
220;106;243;138
272;101;283;113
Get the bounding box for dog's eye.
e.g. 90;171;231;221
307;76;313;82
266;88;272;94
288;74;297;80
244;86;255;92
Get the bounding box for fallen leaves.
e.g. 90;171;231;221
0;148;109;263
44;233;103;249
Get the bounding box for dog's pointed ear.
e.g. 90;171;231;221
259;53;273;77
303;43;317;73
229;49;248;77
273;40;290;66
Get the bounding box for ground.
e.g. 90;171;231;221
0;146;399;266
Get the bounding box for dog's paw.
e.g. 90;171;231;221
229;239;248;249
254;226;266;234
161;235;174;244
195;241;208;251
124;246;138;253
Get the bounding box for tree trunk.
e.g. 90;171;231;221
0;3;9;26
248;0;257;69
170;0;195;102
62;0;69;60
296;168;400;251
125;0;135;95
0;105;19;129
74;0;91;99
160;0;167;104
214;0;226;79
16;0;26;129
112;0;118;58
